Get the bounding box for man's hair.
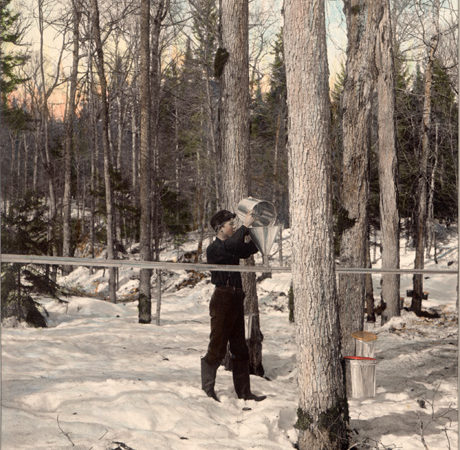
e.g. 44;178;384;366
210;210;236;232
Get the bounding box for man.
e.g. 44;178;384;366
201;209;266;402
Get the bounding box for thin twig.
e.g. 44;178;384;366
98;429;108;440
418;414;430;450
443;427;451;450
56;414;75;447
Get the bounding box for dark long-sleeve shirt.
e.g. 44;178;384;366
206;226;258;288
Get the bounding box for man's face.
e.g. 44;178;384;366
220;219;235;238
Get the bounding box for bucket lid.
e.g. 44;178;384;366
351;331;377;342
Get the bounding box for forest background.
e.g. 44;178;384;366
1;0;457;269
0;0;458;340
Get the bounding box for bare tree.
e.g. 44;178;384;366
219;0;263;375
138;0;152;323
412;0;440;315
90;0;117;302
62;0;82;274
188;0;219;260
426;121;439;258
375;0;400;324
150;0;169;264
37;0;66;268
219;0;249;209
284;0;348;448
339;0;375;356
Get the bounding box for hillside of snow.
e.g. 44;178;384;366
2;226;458;449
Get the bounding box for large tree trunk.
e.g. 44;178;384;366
62;0;81;275
412;0;439;315
138;0;152;323
90;0;117;302
339;0;375;357
284;1;348;448
219;0;263;376
375;0;400;325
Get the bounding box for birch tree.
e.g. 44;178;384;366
284;1;348;448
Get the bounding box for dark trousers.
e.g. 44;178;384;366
203;286;249;365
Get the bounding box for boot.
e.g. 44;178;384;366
201;357;220;402
232;359;266;402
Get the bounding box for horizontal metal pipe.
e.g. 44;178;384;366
0;254;457;275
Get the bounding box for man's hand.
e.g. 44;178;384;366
243;211;254;228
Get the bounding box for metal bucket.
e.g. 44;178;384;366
344;356;377;398
237;197;276;227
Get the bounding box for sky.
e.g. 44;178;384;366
11;0;348;108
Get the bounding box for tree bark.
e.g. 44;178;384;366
219;0;249;207
138;0;152;323
90;0;117;302
412;0;439;315
339;0;375;356
375;0;400;325
284;1;348;448
62;0;81;275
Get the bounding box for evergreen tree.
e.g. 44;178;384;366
2;193;49;255
396;62;423;233
430;60;458;224
396;58;458;234
0;0;28;127
1;194;54;328
250;31;289;225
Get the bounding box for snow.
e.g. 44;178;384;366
2;229;458;449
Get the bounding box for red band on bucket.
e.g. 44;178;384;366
344;356;376;361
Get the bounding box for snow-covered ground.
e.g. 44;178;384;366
2;228;458;449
